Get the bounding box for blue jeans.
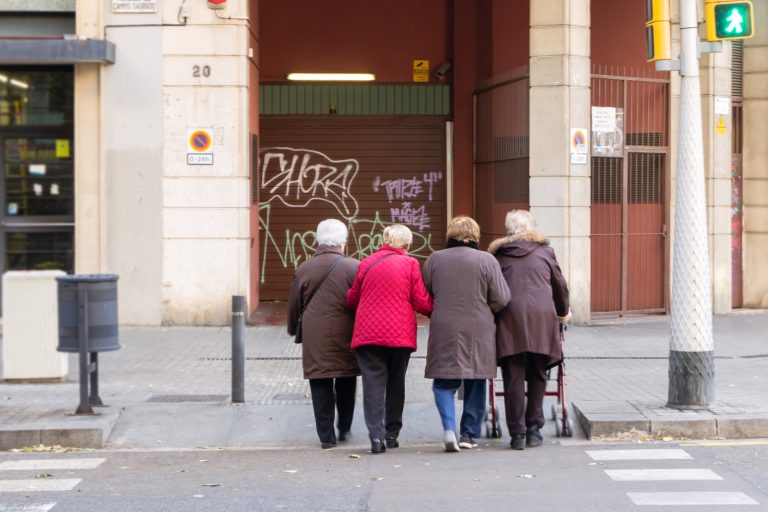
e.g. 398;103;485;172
432;378;487;439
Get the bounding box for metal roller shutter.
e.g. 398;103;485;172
258;116;448;300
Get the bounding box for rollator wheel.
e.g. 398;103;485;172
551;403;559;422
555;419;563;437
564;419;574;438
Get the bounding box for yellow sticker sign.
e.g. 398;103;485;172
55;140;70;158
413;60;429;82
716;115;727;135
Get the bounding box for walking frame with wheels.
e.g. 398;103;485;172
485;323;573;438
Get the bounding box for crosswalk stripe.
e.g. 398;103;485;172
627;492;759;506
0;459;105;471
605;469;722;481
0;479;81;492
586;449;692;461
0;505;56;511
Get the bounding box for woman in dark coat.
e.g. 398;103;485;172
488;210;570;450
287;219;360;449
423;216;510;452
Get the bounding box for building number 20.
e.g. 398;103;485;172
192;65;211;78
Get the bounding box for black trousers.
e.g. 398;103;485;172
355;345;412;441
500;352;549;436
308;377;357;444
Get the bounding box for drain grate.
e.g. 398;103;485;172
147;394;229;403
272;393;308;401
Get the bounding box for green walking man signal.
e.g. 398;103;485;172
705;1;755;41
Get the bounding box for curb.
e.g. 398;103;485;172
0;407;120;450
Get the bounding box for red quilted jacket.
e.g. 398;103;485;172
347;245;433;351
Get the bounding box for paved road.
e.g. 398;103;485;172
0;440;765;511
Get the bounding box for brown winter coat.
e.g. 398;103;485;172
422;246;511;379
287;246;361;379
488;232;570;368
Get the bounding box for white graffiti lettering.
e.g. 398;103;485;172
373;172;443;203
260;147;359;218
390;202;430;230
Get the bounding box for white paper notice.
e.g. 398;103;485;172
33;183;44;196
714;97;730;115
50;183;60;196
592;107;616;133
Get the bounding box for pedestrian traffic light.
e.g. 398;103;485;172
705;1;754;41
645;0;672;61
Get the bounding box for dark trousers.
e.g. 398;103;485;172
355;345;412;441
500;352;549;436
308;377;357;444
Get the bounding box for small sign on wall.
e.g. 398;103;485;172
570;128;588;165
187;128;214;165
112;0;158;13
413;60;430;82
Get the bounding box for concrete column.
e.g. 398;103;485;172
742;0;768;308
74;0;103;274
160;0;251;324
700;47;732;314
529;0;591;322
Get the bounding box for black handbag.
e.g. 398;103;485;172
294;256;343;344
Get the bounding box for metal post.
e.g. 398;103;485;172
231;295;246;403
668;0;715;408
76;283;93;415
89;352;104;406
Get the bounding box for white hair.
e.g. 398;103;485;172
316;219;348;247
505;210;536;235
383;224;412;249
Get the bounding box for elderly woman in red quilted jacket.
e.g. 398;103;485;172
347;224;433;454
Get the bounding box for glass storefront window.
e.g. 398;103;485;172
0;69;73;126
6;231;73;272
4;137;74;217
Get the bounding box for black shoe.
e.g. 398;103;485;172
371;438;386;454
526;425;543;447
458;434;478;449
338;431;351;442
385;437;399;449
511;434;526;450
321;439;337;450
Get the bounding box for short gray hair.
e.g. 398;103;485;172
383;224;412;249
505;210;536;235
316;219;348;247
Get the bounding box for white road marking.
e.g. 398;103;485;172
0;505;56;511
606;468;722;481
0;479;81;492
0;459;105;471
586;449;692;461
628;492;759;506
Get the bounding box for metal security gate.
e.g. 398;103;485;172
474;67;530;246
591;66;670;314
258;116;448;300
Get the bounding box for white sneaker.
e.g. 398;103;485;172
443;430;460;452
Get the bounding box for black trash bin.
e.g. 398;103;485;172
56;274;119;414
57;274;120;353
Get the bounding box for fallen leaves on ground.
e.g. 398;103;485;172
12;445;86;453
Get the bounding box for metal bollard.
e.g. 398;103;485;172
231;295;246;403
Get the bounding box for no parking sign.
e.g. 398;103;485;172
187;128;214;165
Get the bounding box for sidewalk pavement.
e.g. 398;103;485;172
1;307;767;451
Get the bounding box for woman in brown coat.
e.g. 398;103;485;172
488;210;570;450
287;219;360;449
423;216;510;452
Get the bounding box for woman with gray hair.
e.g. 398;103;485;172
287;219;360;449
423;216;510;452
347;224;433;454
488;210;570;450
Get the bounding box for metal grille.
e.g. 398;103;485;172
250;132;259;205
591;65;669;315
474;66;530;246
731;41;743;100
260;84;450;116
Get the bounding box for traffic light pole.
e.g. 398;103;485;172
667;0;715;408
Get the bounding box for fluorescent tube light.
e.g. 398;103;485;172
286;73;376;82
9;79;29;90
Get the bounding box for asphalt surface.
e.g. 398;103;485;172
0;440;766;511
